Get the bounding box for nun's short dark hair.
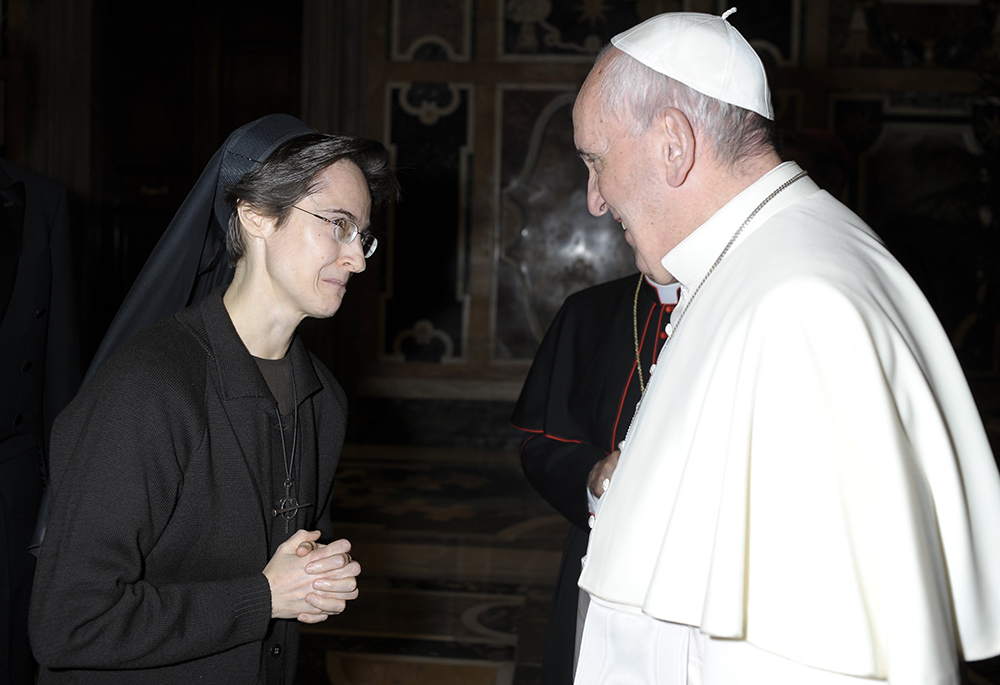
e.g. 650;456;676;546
223;133;399;265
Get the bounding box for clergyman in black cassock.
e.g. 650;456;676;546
511;273;676;685
0;158;82;685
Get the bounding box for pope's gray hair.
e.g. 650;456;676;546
592;45;777;167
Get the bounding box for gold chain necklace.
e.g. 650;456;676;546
631;169;808;399
665;170;808;347
632;272;647;394
618;170;808;453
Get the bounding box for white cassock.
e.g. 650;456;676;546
576;161;1000;684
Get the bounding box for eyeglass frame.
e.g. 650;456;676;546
289;205;378;258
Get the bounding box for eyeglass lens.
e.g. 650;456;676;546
360;233;378;258
291;205;376;258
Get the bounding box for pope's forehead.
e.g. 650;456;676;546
573;82;615;144
574;56;618;116
580;49;618;91
573;79;600;124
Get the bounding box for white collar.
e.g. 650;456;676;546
662;161;814;289
647;276;682;305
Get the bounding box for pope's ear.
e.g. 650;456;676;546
659;107;695;188
236;202;271;239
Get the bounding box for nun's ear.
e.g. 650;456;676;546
236;202;273;240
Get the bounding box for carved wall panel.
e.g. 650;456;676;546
382;82;473;363
391;0;473;61
500;0;647;59
498;0;802;62
830;0;1000;69
361;0;1000;445
494;86;634;360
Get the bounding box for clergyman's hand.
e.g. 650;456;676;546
588;449;620;498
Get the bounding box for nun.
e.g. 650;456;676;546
29;114;398;684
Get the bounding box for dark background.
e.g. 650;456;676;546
4;0;998;451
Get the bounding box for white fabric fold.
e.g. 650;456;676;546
578;161;1000;682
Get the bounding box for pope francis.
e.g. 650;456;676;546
571;9;1000;685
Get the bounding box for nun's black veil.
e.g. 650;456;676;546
31;114;314;551
84;113;315;384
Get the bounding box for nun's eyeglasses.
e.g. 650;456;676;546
290;205;378;258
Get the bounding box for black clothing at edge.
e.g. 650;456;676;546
0;158;81;685
511;273;674;685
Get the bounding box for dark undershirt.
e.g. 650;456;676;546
253;355;298;684
254;355;294;416
253;356;298;520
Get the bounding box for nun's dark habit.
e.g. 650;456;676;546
31;113;315;549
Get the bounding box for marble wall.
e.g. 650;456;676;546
354;0;1000;448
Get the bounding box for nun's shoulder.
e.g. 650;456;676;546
85;315;211;401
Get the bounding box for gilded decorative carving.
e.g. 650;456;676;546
392;319;457;363
397;82;465;125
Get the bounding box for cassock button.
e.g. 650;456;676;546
12;414;22;427
270;644;282;658
35;307;47;319
588;514;595;529
659;330;668;339
21;360;32;372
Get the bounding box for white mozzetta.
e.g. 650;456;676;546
578;162;1000;682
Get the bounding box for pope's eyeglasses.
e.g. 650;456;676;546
290;205;378;258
